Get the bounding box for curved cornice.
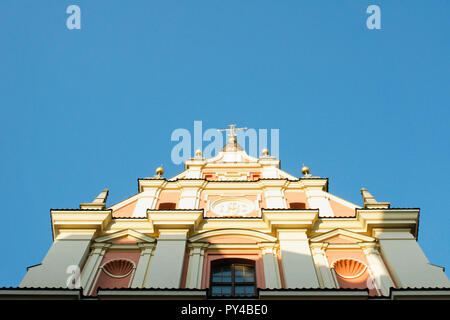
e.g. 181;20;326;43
189;228;277;243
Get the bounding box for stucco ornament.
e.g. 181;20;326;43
332;259;367;279
211;198;255;217
102;259;135;278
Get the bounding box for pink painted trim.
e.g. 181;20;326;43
112;200;138;218
328;199;355;217
179;251;190;289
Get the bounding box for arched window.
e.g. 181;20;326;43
210;259;256;297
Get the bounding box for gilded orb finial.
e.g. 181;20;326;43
195;149;203;158
156;165;164;177
261;148;269;156
301;164;310;176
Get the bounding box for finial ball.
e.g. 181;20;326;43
262;148;269;156
156;166;164;176
301;165;310;175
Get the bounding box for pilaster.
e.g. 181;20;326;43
360;242;395;296
277;229;319;288
131;243;156;288
81;242;110;295
258;243;281;289
260;180;287;209
176;180;207;209
134;179;167;217
310;243;336;289
145;230;189;288
185;242;210;289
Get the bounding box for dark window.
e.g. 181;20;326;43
210;259;256;298
158;202;176;210
289;202;306;209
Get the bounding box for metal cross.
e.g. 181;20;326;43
217;124;248;138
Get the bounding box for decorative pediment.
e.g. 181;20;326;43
310;228;375;244
95;229;156;244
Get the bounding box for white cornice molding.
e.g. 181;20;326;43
94;229;156;243
259;179;290;189
200;219;270;232
137;179;167;193
262;209;319;233
357;209;419;238
189;228;277;243
207;243;262;250
184;159;207;169
146;210;203;234
204;162;262;168
258;158;281;168
107;219;154;234
206;150;260;164
310;228;375;243
51;210;112;240
175;179;208;189
202;181;261;190
300;178;329;191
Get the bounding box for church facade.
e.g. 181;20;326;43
4;126;449;299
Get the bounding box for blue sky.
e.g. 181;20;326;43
0;1;448;286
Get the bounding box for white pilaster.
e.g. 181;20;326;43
360;243;395;296
133;190;161;217
258;243;282;289
261;181;288;209
305;189;334;217
278;230;319;288
145;230;188;288
185;243;209;289
177;180;206;209
184;160;205;179
261;167;279;179
310;243;336;288
178;189;201;209
80;242;110;295
264;189;286;208
131;243;156;288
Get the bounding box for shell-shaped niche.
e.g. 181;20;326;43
102;259;134;278
332;259;367;279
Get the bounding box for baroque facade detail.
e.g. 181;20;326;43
6;125;450;300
